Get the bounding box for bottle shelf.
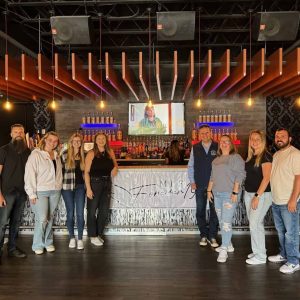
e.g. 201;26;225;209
196;122;234;127
81;123;118;129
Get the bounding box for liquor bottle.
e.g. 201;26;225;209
214;111;218;123
213;129;218;141
91;113;95;124
211;111;215;123
228;110;232;122
107;130;112;142
233;128;238;141
100;112;105;123
105;112;110;124
206;111;211;123
82;113;86;124
223;110;227;122
95;112;100;123
116;124;123;141
198;111;203;123
217;129;222;141
109;112;114;124
191;123;197;141
111;130;116;142
203;112;207;123
218;111;222;123
86;112;91;124
41;129;46;138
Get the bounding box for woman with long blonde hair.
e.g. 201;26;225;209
85;132;118;246
61;133;86;250
244;130;272;265
25;131;62;255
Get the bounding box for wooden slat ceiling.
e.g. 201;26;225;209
2;48;300;102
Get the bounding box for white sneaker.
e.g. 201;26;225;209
46;245;55;252
199;237;208;246
90;237;103;246
248;253;255;259
215;243;234;253
246;256;266;265
268;254;286;263
217;248;228;263
99;237;105;244
208;238;219;248
279;263;300;274
77;240;84;250
34;249;44;255
69;238;76;249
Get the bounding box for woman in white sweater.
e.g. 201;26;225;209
25;131;62;255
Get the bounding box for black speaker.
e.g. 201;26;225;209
157;11;195;41
50;16;92;45
253;11;300;41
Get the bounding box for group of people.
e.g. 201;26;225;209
0;124;118;262
188;125;300;274
0;123;299;275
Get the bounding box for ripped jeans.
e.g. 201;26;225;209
31;190;61;251
214;192;238;248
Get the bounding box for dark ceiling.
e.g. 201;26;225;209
0;0;300;87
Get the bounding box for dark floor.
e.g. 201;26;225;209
0;235;299;300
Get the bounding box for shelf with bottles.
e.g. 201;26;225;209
197;110;232;125
81;111;116;126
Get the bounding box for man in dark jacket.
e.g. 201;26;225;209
188;125;219;247
0;124;31;263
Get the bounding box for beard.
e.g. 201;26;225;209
12;138;27;153
275;140;290;150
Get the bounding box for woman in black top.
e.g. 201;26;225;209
165;140;185;165
85;133;118;246
244;130;272;265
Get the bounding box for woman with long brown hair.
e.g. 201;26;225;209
25;131;63;255
165;140;185;165
84;132;118;246
61;133;85;250
244;130;272;265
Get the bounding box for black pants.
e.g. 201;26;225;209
87;177;112;237
0;190;27;252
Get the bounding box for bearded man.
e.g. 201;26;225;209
0;124;31;263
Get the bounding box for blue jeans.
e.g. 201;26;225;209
272;202;300;265
195;188;218;239
0;190;27;252
214;192;238;248
244;191;272;261
62;184;85;240
31;190;61;251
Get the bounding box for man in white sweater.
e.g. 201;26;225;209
268;128;300;274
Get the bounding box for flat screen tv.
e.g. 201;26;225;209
128;102;185;135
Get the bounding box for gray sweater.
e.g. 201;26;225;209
210;153;246;193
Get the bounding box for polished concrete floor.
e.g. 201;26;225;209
0;235;299;300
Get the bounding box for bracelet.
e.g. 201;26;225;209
207;190;212;193
232;191;238;195
254;193;260;198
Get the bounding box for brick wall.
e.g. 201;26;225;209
55;85;266;158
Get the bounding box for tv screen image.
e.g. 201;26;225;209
128;102;185;135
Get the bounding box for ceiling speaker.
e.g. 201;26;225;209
253;11;300;41
157;11;195;41
50;16;92;45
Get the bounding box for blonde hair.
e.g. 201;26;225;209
93;132;112;158
37;131;60;151
217;135;237;156
246;130;268;167
65;133;85;170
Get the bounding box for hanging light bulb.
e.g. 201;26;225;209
196;97;202;108
3;98;12;111
50;98;57;110
296;96;300;107
148;99;153;107
99;100;105;109
247;96;253;107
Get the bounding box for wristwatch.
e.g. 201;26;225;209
254;193;260;198
232;191;238;195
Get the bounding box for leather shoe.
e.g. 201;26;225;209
8;248;27;258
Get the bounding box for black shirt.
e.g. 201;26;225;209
75;160;84;185
0;143;31;195
90;151;114;177
244;152;273;193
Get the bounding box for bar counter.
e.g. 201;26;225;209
20;165;274;234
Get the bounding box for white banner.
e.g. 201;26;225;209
111;167;196;208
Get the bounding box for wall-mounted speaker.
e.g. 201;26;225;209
157;11;195;41
253;11;300;41
50;16;92;45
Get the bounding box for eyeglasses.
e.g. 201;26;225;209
220;141;231;145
